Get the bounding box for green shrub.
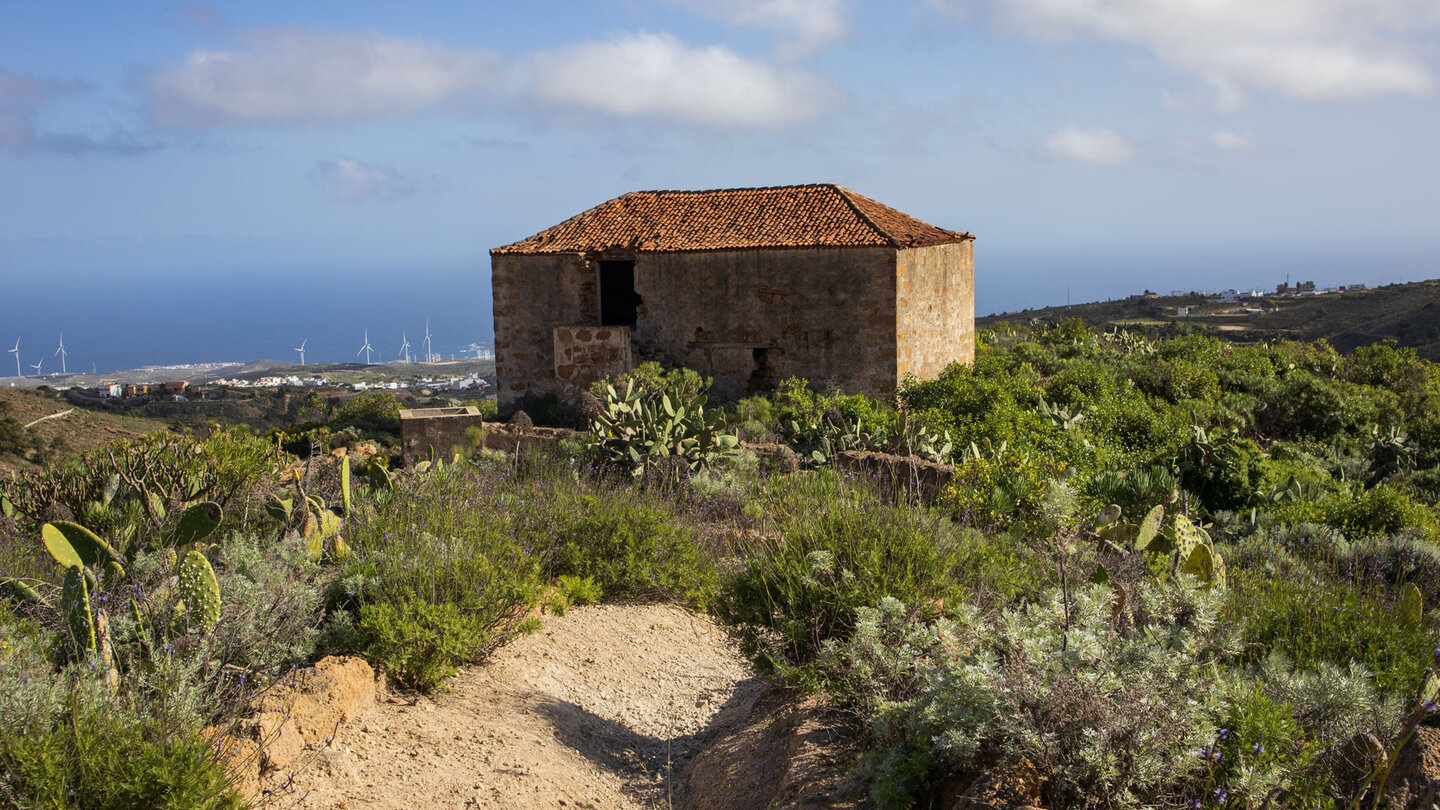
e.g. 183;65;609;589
543;575;604;616
558;574;603;606
0;630;242;809
339;464;544;688
943;452;1070;533
732;396;773;429
1208;683;1329;808
550;491;716;604
1227;565;1435;699
828;578;1236;809
717;488;966;685
0;705;241;809
1323;484;1438;539
357;598;490;692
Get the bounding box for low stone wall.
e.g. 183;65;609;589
476;423;587;456
399;406;586;465
398;406;484;466
400;409;954;501
836;450;955;501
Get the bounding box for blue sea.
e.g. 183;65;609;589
1;241;1434;375
0;264;494;375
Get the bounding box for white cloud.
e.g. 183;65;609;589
1210;130;1256;150
145;28;836;131
308;157;415;202
1044;126;1134;165
146;29;500;127
515;32;840;128
973;0;1438;103
663;0;848;56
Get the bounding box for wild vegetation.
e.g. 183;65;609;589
2;322;1440;808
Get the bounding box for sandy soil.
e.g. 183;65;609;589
288;603;765;810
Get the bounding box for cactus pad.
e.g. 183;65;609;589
1400;583;1425;627
42;521;120;569
340;455;352;516
1135;505;1165;551
167;501;223;547
62;565;96;656
176;549;221;633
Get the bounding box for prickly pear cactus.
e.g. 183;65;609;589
366;462;393;492
340;455;352;517
176;550;221;633
166;501;222;547
1135;505;1165;551
62;565;96;656
1400;582;1425;626
42;521;120;569
160;547;178;573
1172;515;1207;561
265;494;294;526
1;577;45;606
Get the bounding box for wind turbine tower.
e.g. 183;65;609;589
423;320;434;364
294;339;307;366
30;359;42;378
357;329;374;365
55;333;67;374
7;337;18;379
398;332;411;365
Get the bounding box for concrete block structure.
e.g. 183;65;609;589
490;184;974;412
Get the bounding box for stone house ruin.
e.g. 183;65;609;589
490;184;975;413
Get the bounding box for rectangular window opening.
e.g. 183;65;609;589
598;260;638;326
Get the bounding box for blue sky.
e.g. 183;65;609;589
2;1;1439;368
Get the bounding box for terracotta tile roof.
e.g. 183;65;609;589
491;184;973;254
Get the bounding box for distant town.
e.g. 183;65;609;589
76;371;491;404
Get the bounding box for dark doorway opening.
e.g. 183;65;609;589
746;347;776;394
598;260;638;326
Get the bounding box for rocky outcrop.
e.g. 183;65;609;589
951;759;1047;810
1386;724;1440;809
208;654;379;801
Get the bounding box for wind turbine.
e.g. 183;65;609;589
423;319;434;364
356;329;374;365
294;339;307;366
7;337;18;379
398;332;411;364
30;358;42;378
55;333;67;374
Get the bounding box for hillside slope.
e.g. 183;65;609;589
0;387;164;473
979;279;1440;359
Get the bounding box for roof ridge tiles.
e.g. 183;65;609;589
492;184;972;255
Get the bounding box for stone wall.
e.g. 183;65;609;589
553;325;632;403
398;407;484;465
895;241;975;380
493;242;975;411
836;450;956;501
399;407;587;465
492;253;590;413
632;247;898;399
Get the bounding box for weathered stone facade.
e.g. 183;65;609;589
553;325;632;401
491;185;974;413
896;241;975;382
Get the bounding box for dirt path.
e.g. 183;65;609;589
290;603;765;810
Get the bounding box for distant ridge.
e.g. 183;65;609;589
979;278;1440;360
